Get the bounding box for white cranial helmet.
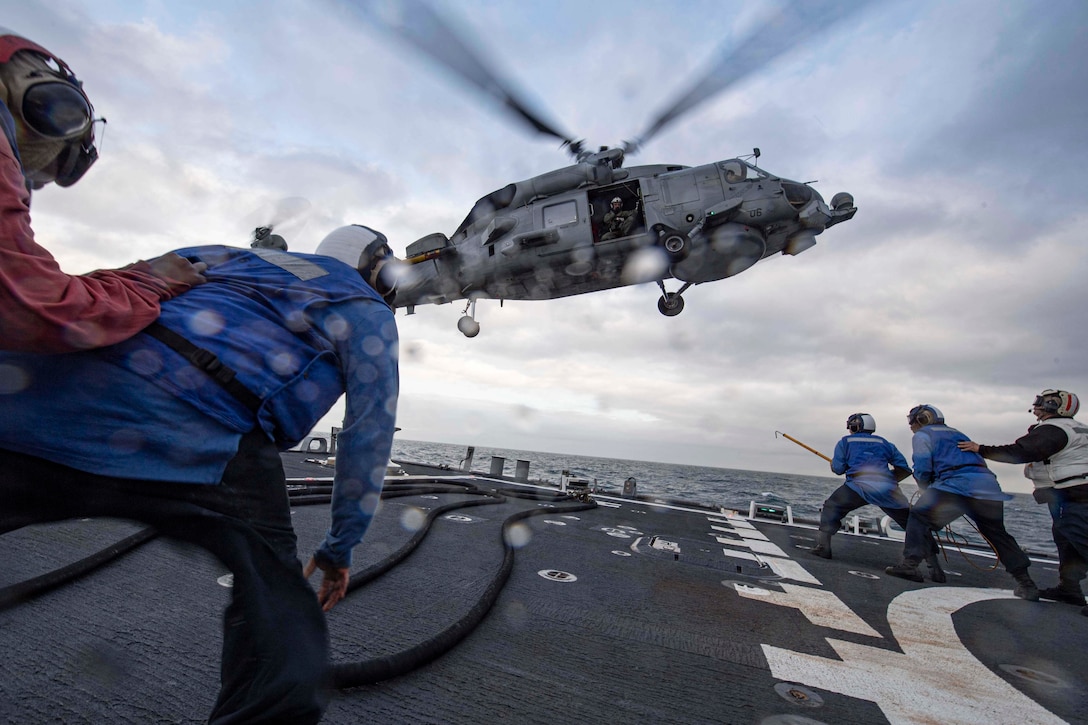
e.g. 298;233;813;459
315;225;389;271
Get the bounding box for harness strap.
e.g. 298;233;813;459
143;322;262;413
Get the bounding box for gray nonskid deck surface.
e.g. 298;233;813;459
1;456;1086;724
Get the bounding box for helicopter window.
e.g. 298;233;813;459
542;200;577;228
663;175;699;205
721;160;746;183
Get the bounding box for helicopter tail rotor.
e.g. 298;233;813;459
241;196;312;251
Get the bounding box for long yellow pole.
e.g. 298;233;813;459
775;431;831;462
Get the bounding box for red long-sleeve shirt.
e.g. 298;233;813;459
0;130;178;352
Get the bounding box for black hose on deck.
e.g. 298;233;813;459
330;497;597;688
0;527;158;612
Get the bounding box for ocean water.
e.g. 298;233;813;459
390;438;1059;557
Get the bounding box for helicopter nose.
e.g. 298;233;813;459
781;181;819;208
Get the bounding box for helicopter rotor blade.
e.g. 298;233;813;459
627;0;877;154
335;0;578;151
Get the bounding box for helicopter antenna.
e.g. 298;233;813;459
628;0;878;152
338;0;580;153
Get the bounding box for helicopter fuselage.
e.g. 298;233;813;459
395;157;855;318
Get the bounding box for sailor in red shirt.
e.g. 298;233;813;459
0;28;206;352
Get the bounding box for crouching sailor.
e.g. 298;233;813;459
811;413;945;582
0;225;403;723
886;405;1039;599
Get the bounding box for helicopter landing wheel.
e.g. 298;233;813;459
457;315;481;337
662;234;689;262
657;292;685;317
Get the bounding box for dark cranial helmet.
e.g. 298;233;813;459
907;404;944;427
847;413;876;433
0;28;99;188
1033;389;1080;418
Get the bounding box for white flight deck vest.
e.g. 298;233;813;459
1024;417;1088;489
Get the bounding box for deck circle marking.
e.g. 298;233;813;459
847;570;880;580
561;515;581;521
421;495;439;500
538;569;577;582
216;574;234;588
773;682;824;708
730;582;771;595
998;664;1068;688
611;550;632;557
543;520;567;526
443;514;475;523
758;715;828;724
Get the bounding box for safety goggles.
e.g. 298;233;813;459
19;78;93;140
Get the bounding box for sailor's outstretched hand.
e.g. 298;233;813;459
304;556;350;612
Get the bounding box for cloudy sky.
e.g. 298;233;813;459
9;0;1087;493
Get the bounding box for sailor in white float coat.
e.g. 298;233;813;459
960;389;1088;611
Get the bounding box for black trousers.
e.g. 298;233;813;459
1053;498;1088;586
819;483;912;533
0;430;328;724
903;487;1029;574
820;484;939;556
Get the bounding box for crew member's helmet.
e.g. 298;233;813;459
846;413;876;433
0;28;98;188
907;404;944;427
316;224;404;304
316;224;391;272
611;197;621;204
1033;389;1080;418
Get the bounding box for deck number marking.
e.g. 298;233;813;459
760;587;1065;725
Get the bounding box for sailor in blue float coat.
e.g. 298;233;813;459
0;224;401;724
885;405;1039;599
830;424;911;509
810;413;942;580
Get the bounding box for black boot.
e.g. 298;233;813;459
809;531;833;559
925;551;947;584
1011;569;1040;601
925;533;946;583
885;559;924;583
1038;581;1086;606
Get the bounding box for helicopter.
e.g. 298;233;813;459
340;0;865;337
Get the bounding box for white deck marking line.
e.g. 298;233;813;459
761;557;822;585
735;582;880;637
715;535;789;558
712;524;773;542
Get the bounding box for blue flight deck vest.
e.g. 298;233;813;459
101;245;386;448
912;424;1011;501
831;432;910;509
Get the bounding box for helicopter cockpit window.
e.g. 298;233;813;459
721;160;746;183
543;200;577;229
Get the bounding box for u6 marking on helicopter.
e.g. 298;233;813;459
347;0;865;337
